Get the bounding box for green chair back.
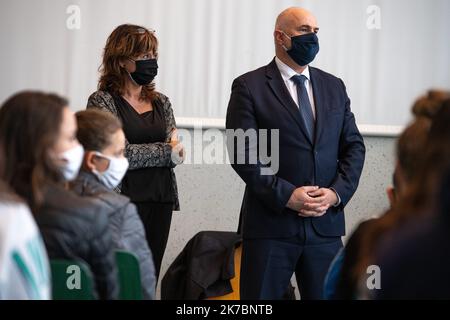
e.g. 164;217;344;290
115;250;143;300
50;260;94;300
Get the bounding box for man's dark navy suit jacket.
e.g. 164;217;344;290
226;58;366;239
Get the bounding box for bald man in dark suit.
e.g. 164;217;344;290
226;7;365;299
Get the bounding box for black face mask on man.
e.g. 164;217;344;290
128;58;158;86
281;31;320;67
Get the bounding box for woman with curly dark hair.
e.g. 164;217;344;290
87;24;184;281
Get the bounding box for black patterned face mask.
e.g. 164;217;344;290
129;58;158;86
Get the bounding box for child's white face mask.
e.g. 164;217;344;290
92;152;129;189
59;144;84;181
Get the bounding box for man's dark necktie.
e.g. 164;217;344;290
291;74;315;141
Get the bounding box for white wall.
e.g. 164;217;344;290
1;0;449;127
